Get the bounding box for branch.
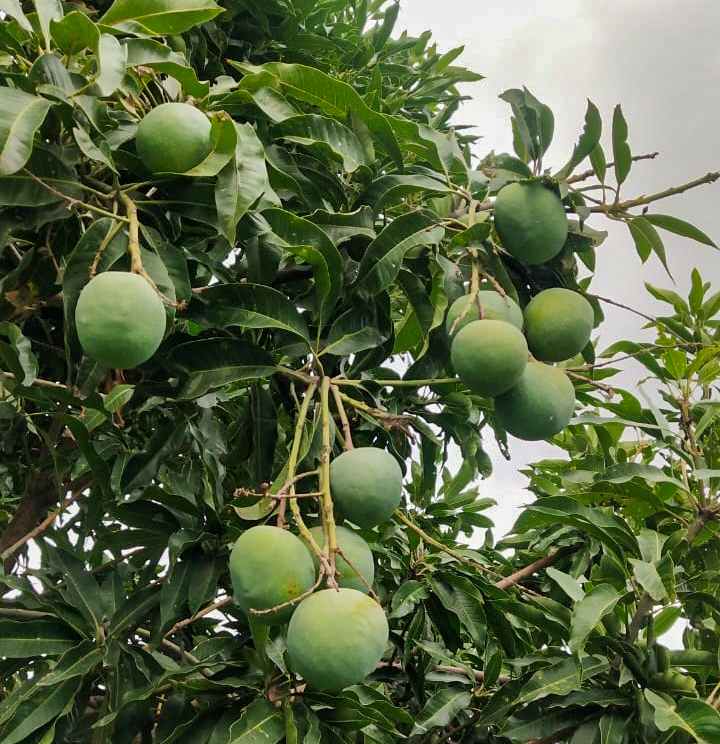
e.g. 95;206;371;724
164;596;232;638
494;545;580;591
564;152;659;184
588;171;720;213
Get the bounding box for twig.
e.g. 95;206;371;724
564;370;614;397
135;627;211;676
0;485;86;561
588;171;719;213
249;571;325;616
330;384;354;451
564;152;659;184
2;371;68;389
23;169;130;223
164;596;232;637
494;545;580;591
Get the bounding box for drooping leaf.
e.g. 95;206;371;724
569;584;621;655
409;687;472;736
611;104;631;187
100;0;224;35
227;698;285;744
0;88;53;175
555;99;602;180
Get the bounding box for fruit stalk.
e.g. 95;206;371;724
330;383;354;451
320;376;339;588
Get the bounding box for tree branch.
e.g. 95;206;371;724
494;545;579;591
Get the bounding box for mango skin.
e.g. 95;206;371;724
493;181;568;264
450;319;528;398
229;526;316;626
286;588;388;691
445;291;524;335
74;271;166;369
494;361;575;440
524;288;594;362
306;525;375;594
136;102;212;174
329;447;402;528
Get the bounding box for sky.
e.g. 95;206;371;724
396;0;720;541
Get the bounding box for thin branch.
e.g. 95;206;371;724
331;383;354;450
588;171;720;213
494;545;580;591
564;370;614;397
135;627;211;676
164;596;232;638
0;485;86;561
2;371;68;389
565;152;659;184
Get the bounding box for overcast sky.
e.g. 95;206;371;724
397;2;720;538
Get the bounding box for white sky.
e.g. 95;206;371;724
398;0;720;534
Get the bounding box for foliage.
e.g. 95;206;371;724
0;1;719;743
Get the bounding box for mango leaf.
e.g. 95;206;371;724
356;173;451;213
50;11;98;54
123;38;209;97
546;567;585;602
628;216;671;277
322;307;388;357
500;711;581;742
0;88;54;175
92;33;127;96
0;677;81;744
555;99;602;180
515;656;609;706
499;87;554;162
273;114;367;172
644;213;718;248
0;321;38;385
512;496;639;560
227;698;285;744
100;0;223;35
355;211;445;296
182;114;237;177
262;208;343;327
645;690;720;744
215;122;270;244
410;687;472;736
184;283;310;343
0;0;34;32
33;0;63;51
595;462;688;492
48;548;104;633
308;206;375;245
36;640;102;686
169;338;276;399
0;619;80;657
232;61;403;168
629;558;669;601
611;104;631;187
569;584;621;655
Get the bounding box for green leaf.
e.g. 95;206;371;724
182;114;237;177
546;567;585;602
263;208;343;326
233;62;403;168
49;548;103;633
322;307;388;357
0;87;54;175
629;558;668;601
33;0;63;51
273;114;367;172
36;640;102;686
107;585;161;638
516;656;610;705
0;619;80;657
215;122;271;244
0;677;81;744
169;338;276;399
590;143;607;183
512;497;639;560
611;104;631;186
227;699;285;744
596;463;687;492
569;584;621;655
599;713;626;744
100;0;223;35
410;687;472;736
92;33;127;96
184;283;310;343
645;690;720;744
0;322;38;385
628;216;671;276
355;211;445;296
357;173;451;213
555;99;602;180
123;38;209;97
644;213;718;249
499;87;555;162
0;0;34;32
50;11;98;54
